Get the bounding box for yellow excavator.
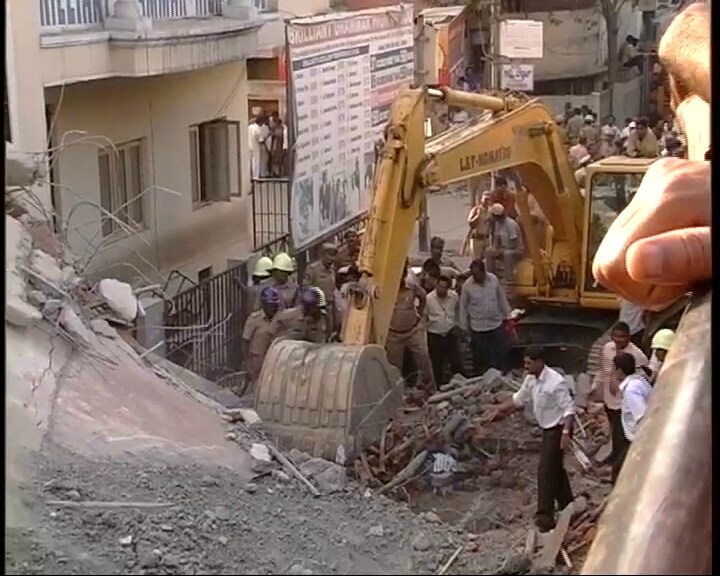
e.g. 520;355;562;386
254;86;655;458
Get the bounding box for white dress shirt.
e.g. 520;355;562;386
425;290;458;336
512;366;576;429
619;299;645;335
595;341;649;410
619;374;653;441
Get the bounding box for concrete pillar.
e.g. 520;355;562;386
223;0;258;20
5;0;52;212
105;0;151;31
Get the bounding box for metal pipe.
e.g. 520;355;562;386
582;288;712;575
428;87;508;112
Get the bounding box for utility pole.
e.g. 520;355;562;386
638;0;657;118
415;13;430;253
488;0;501;191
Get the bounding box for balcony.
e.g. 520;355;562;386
38;0;263;85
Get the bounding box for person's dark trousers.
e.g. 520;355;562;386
470;325;510;376
603;405;625;465
611;435;631;485
630;330;644;350
427;331;462;385
536;425;574;532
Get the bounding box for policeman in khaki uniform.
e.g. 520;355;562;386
304;243;337;338
385;264;436;391
253;252;299;311
270;287;327;344
242;286;281;390
245;256;273;312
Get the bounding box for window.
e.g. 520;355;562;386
98;139;145;237
585;171;644;292
189;120;241;205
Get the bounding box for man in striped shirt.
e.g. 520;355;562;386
592;321;649;467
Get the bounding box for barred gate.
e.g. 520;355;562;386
251;178;291;254
163;263;250;391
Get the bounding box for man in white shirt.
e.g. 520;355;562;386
425;275;462;386
593;321;649;467
569;136;590;168
613;352;653;484
618;298;646;349
479;345;576;532
248;113;270;178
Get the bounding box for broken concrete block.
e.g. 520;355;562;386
59;306;94;345
27;290;47;308
90;318;117;339
29;249;64;286
6;298;42;327
299;457;347;493
97;278;138;322
6;142;44;187
249;443;273;474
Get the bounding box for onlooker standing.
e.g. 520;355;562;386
253;252;298;311
425;275;462;386
614;351;653;484
459;259;512;375
385;265;435;390
485;203;524;291
479;345;576;532
566;107;584;141
581;114;600;150
304;243;337;338
270;287;327;344
618;298;646;349
467;192;492;261
592;321;649;467
569;135;590;168
429;236;461;271
268;113;285;177
488;176;518;219
336;230;360;268
248;112;270;178
626;118;660;158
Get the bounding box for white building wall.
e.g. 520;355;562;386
49;62;254;287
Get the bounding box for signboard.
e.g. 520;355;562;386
434;9;467;88
286;6;415;249
500;64;534;91
499;19;544;59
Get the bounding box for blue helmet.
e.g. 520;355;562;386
260;286;280;305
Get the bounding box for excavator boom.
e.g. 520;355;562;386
254;86;649;457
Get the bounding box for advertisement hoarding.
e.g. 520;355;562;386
500;64;535;91
286;6;415;249
499;19;544;59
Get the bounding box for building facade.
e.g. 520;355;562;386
6;0;265;293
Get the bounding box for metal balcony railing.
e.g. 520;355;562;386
39;0;223;29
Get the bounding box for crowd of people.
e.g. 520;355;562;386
557;104;685;171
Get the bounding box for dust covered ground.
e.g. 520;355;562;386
6;442;527;576
6;404;609;576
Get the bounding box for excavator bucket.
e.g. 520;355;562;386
254;339;404;461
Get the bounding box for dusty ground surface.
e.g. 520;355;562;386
6;442;507;576
6;404;609;576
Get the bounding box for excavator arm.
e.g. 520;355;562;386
343;86;585;347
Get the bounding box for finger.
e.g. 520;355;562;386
626;226;711;285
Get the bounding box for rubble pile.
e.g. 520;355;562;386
351;369;524;493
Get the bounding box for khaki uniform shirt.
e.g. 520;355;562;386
627;131;659;158
270;307;327;344
336;244;359;268
242;310;276;382
390;286;422;333
304;260;336;303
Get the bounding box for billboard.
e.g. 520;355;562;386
433;8;467;87
500;64;534;92
286;6;415;249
